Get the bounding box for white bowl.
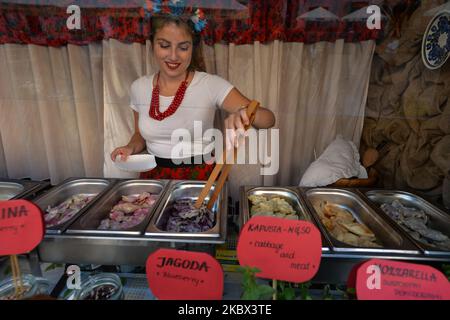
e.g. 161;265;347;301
113;154;157;173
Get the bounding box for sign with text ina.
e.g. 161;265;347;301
237;216;322;283
146;249;224;300
0;200;44;256
356;259;450;300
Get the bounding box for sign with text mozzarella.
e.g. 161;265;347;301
146;249;224;300
347;261;365;290
356;259;450;300
237;216;322;283
0;200;44;256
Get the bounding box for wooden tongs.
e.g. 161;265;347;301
195;100;260;210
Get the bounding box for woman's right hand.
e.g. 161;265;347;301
110;145;134;162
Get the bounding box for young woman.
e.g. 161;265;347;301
111;15;275;180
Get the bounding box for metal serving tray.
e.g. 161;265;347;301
18;181;51;200
67;179;168;236
145;180;227;241
0;179;45;200
301;188;420;254
38;234;217;266
32;178;114;234
362;190;450;256
240;186;331;252
0;181;25;200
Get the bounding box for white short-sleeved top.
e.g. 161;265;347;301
130;71;233;159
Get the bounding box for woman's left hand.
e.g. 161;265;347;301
224;108;250;150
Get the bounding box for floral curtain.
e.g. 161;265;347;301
0;0;383;46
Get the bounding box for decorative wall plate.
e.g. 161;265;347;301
422;11;450;70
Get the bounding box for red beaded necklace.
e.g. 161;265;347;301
149;71;189;121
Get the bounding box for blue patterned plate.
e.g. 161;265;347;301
422;11;450;70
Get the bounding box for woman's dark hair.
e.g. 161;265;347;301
150;16;206;72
